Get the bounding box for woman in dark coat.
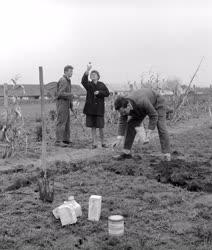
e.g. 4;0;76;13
81;63;110;148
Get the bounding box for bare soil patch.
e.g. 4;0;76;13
0;112;212;249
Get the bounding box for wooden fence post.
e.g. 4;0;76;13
39;66;47;176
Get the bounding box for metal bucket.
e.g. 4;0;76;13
108;215;124;236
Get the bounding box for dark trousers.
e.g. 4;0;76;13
56;99;70;142
124;107;170;153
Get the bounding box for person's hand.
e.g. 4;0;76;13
112;136;124;149
87;62;92;72
94;91;99;95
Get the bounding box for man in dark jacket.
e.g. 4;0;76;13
113;88;171;161
55;65;73;147
81;63;110;148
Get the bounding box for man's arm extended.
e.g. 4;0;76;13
118;115;128;136
112;115;127;148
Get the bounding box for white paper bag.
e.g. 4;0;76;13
88;195;102;221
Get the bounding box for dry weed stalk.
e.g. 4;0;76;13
171;57;204;122
0;77;27;158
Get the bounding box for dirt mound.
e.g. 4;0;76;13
102;160;143;176
4;174;37;191
102;157;212;193
152;159;212;193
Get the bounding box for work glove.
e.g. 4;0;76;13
112;136;124;149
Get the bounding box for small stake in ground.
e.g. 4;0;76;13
38;66;54;202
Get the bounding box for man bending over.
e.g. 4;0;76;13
113;88;171;161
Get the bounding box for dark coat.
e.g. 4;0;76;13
81;73;110;116
118;88;166;134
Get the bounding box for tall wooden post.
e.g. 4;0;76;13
39;66;47;176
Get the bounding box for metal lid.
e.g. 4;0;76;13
108;215;124;222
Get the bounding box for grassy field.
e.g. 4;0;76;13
0;101;212;250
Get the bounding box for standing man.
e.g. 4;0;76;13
55;65;73;147
113;88;171;161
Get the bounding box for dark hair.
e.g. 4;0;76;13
90;70;100;80
114;96;128;110
64;65;74;73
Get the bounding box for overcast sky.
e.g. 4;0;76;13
0;0;211;89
